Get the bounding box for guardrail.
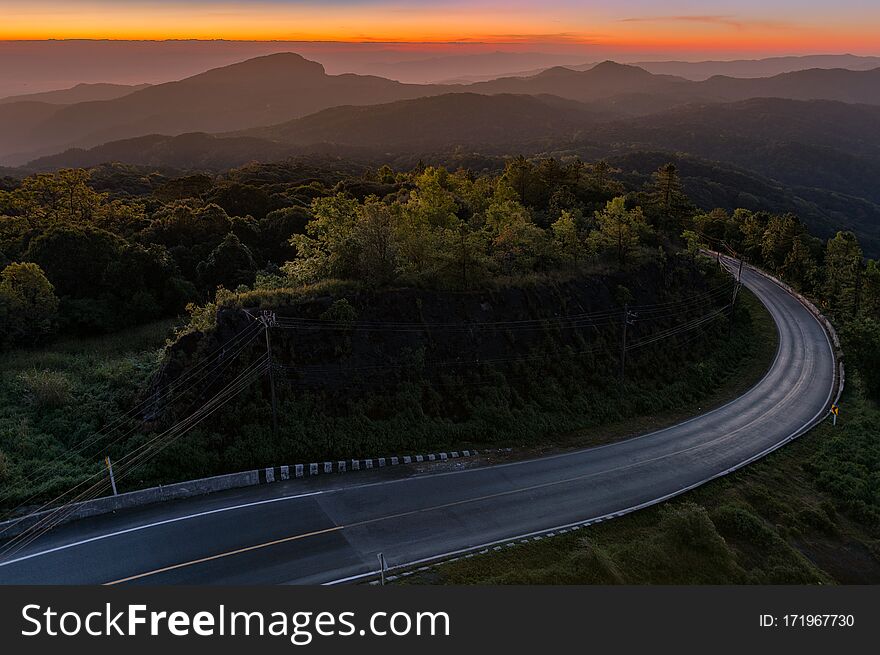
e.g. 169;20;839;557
0;450;479;540
706;249;844;408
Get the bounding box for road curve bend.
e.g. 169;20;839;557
0;259;838;584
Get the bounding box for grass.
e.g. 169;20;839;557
400;377;880;585
0;319;178;511
0;283;775;512
481;289;779;458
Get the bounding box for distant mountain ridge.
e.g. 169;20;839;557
0;83;150;105
25;93;880;256
4;52;880;166
0;53;450;165
240;93;601;149
634;54;880;81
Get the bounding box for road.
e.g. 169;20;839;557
0;260;837;584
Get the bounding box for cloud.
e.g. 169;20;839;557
459;32;605;44
618;15;795;31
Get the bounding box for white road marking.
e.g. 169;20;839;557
0;491;323;568
2;260;838;583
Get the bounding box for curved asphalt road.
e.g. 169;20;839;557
0;259;837;584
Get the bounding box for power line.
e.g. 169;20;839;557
0;321;263;520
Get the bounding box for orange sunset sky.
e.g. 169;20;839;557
1;1;878;55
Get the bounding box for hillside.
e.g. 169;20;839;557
0;82;150;105
7;54;880;167
0;53;450;165
24;93;880;256
242;93;600;148
468;61;696;104
636;54;880;80
465;61;880;107
698;67;880;104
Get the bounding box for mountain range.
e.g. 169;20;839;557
3;53;880;166
6;51;880;255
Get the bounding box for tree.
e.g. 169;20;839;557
141;203;233;279
207;182;270;220
735;209;767;262
491;217;548;275
761;213;802;272
692;208;730;246
501;156;537;206
440;224;491;288
584;159;624;200
259;206;310;264
646;163;693;231
197;233;257;292
589;197;649;268
863;259;880;319
4;169;105;226
24;225;123;298
781;235;819;293
406;167;459;229
824;231;863;317
352;197;399;286
551;210;585;266
841;318;880;399
284;194;360;284
0;262;59;345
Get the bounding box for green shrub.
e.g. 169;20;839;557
17;369;73;408
712;504;776;546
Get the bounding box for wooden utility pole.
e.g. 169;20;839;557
619;304;637;384
261;311;279;439
854;259;863;318
104;456;118;496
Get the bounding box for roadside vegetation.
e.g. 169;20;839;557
402;372;879;585
0;321;174;511
1;156;878;552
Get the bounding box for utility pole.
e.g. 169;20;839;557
260;310;279;439
619;304;637;384
377;552;387;586
729;282;742;337
104;456;118;496
854;259;863;318
727;255;744;338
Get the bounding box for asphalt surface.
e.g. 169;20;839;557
0;260;837;584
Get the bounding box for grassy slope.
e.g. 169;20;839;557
484;289;779;457
401;353;880;584
0;285;773;512
0;320;176;512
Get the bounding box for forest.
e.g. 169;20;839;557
0;155;878;512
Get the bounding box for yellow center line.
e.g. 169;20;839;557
105;400;793;586
105;526;342;585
